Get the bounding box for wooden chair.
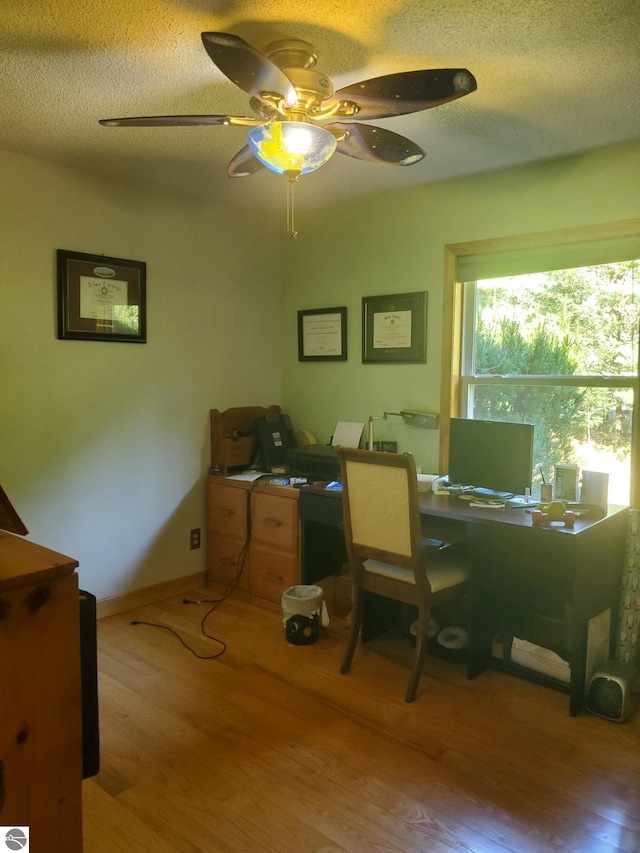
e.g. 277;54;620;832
336;447;469;703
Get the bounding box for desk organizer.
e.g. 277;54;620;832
210;405;280;474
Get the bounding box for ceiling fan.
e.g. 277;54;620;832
100;32;477;233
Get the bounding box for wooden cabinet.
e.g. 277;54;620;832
206;476;300;605
250;487;300;605
0;532;83;851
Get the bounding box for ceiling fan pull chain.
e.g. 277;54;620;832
285;170;299;238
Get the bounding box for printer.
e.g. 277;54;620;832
289;444;341;482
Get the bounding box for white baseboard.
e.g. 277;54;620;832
96;571;206;619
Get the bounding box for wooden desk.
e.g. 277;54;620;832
298;485;628;715
0;531;83;850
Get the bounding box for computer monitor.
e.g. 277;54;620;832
448;418;534;498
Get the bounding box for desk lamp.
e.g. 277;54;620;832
367;411;439;450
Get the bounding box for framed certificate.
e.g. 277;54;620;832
57;249;146;342
362;291;427;363
297;306;347;361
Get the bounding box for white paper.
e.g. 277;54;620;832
302;312;343;357
331;422;364;448
80;275;128;319
226;471;266;481
511;637;570;683
373;309;412;348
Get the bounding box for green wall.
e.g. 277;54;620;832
1;149;282;600
281;141;640;475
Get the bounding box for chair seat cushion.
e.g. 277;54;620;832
364;552;468;592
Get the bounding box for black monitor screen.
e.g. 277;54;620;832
448;418;534;497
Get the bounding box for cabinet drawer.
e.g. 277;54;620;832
251;492;298;551
250;546;298;603
207;481;248;539
207;535;249;591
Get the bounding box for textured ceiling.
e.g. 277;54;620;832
2;0;639;212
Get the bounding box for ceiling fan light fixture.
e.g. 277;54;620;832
247;121;336;175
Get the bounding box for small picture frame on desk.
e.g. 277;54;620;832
581;471;609;510
554;464;579;502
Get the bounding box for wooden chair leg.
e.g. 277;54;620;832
340;585;362;675
405;604;430;703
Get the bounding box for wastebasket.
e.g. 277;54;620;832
281;584;328;645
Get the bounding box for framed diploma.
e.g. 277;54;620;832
362;291;427;363
298;306;347;361
57;249;147;342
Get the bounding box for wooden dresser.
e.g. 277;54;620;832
207;475;300;607
0;531;83;851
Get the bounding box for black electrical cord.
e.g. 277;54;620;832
131;476;264;658
130;619;226;659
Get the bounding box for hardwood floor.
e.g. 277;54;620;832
83;587;640;852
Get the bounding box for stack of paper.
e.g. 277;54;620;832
510;637;571;683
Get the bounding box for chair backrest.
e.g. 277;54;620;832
337;447;423;569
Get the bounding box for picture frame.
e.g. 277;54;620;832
298;306;347;361
362;291;427;364
554;464;580;502
581;470;609;509
57;249;147;342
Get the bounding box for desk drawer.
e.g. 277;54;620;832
251;492;298;551
206;535;249;591
207;481;248;539
251;547;298;603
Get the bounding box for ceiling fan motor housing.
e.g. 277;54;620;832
286;68;334;115
265;39;334;115
265;38;318;70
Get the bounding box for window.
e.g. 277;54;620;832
461;263;638;502
440;221;640;506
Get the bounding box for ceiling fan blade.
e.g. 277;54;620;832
99;114;264;128
227;145;265;178
328;122;425;165
330;69;477;120
201;32;298;109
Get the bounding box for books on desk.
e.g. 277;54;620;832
458;494;507;508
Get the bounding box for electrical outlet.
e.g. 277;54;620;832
189;528;201;550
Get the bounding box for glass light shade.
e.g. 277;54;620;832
247;121;337;175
